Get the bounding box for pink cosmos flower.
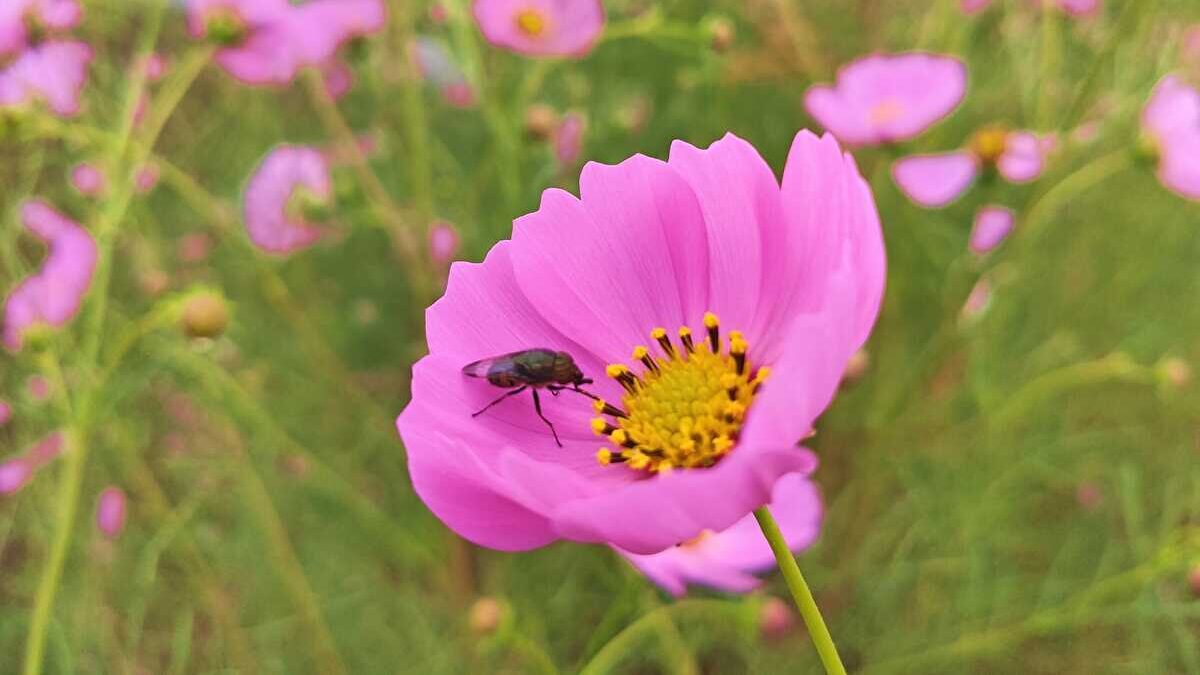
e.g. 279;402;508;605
141;52;168;81
0;0;92;117
0;431;63;495
553;112;585;168
618;473;822;595
70;162;106;197
804;52;967;147
473;0;605;58
396;130;885;554
963;0;1100;15
320;59;353;99
411;36;476;108
969;206;1015;255
3;200;98;351
429;220;460;265
26;374;51;402
134;162;160;193
243;145;330;254
892;127;1056;207
961;277;992;322
186;0;384;87
1140;75;1200;201
96;486;127;538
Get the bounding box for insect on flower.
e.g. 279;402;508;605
463;349;598;447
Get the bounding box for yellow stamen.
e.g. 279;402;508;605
515;8;547;37
970;124;1009;164
593;315;764;474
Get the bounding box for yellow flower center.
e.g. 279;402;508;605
591;312;768;474
969;125;1009;164
515;9;548;37
868;99;905;125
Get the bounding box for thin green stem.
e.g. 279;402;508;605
1013;149;1135;248
578;600;746;675
754;506;848;675
21;430;83;675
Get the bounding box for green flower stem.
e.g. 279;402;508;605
302;69;429;290
1013;149;1135;249
754;506;848;675
578;599;747;675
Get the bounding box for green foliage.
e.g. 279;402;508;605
1;0;1198;673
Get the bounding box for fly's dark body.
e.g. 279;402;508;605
463;348;596;447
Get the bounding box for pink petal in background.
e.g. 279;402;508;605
969;206;1015;254
892;151;979;207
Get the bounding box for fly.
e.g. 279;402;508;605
463;348;597;447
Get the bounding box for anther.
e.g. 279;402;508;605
610;429;637;448
678;327;695;355
720;372;740;399
591;418;616;436
752;366;770;394
703;312;720;353
651;327;676;360
730;335;748;375
592;398;628;418
606;363;640;394
633;345;659;374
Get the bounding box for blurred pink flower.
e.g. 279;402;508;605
178;232;213;264
804;52;966;146
961;277;992;322
0;0;91;117
411;35;476;107
969;205;1015;255
0;400;11;427
892;128;1056;207
0;431;64;495
134;162;160;193
96;486;127;538
429;220;460;265
186;0;384;87
963;0;1100;15
1140;75;1200;201
473;0;605;58
3;200;98;351
26;374;51;402
243;145;330;254
396;131;884;553
618;473;822;595
320;59;353;99
1183;26;1200;71
759;597;796;640
553;112;585;167
141;52;169;81
429;2;449;24
70;162;107;197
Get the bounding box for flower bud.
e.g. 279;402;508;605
759;597;795;641
1189;565;1200;598
429;220;460;265
842;349;870;385
96;487;127;539
468;597;504;636
708;17;735;53
181;292;230;339
524;103;559;140
1156;357;1191;390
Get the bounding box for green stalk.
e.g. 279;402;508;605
754;506;848;675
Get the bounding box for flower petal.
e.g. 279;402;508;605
997;131;1048;183
242;145;328;254
892;151;978;207
969;205;1015;254
510;155;710;364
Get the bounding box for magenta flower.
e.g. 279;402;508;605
0;431;64;495
96;486;127;538
429;220;460;265
618;473;822;595
412;36;476;108
396;131;885;554
1140;75;1200;201
186;0;384;87
892;127;1056;207
243;145;330;254
804;53;966;147
134;162;160;193
0;0;91;117
553;112;585;168
969;205;1015;255
26;374;51;402
70;162;106;197
473;0;605;58
3;200;98;351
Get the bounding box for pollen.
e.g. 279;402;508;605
515;9;547;37
591;312;764;474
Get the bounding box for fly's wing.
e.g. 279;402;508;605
462;357;501;378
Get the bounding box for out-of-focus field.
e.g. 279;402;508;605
2;1;1199;673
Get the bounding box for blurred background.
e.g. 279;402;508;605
2;0;1199;673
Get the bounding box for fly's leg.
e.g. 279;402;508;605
531;388;562;447
471;385;528;417
568;385;600;401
